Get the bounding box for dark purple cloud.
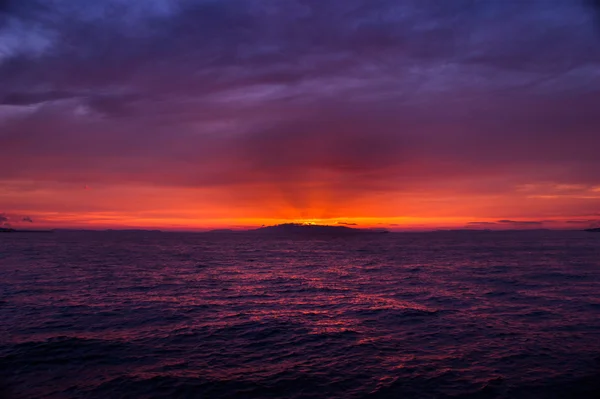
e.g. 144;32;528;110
0;213;34;225
467;222;497;226
497;220;543;226
567;219;600;228
0;213;12;228
467;219;600;229
466;220;545;229
589;0;600;24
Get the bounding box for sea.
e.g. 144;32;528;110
1;230;599;399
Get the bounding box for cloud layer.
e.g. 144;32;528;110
1;0;600;228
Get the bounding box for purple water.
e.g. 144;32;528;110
1;230;600;398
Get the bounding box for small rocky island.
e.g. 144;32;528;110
584;228;600;232
0;227;16;233
250;223;389;236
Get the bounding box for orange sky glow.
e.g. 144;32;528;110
2;180;599;231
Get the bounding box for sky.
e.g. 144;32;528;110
1;0;600;231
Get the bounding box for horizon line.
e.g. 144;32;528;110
4;226;593;233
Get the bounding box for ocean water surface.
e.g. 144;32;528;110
1;230;600;398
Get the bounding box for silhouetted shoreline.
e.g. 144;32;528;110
0;228;53;233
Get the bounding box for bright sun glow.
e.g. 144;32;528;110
295;220;320;226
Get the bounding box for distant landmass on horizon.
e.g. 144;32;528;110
249;223;389;235
204;223;389;235
0;227;52;233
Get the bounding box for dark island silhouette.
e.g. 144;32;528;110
585;228;600;232
247;223;389;236
0;228;52;233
